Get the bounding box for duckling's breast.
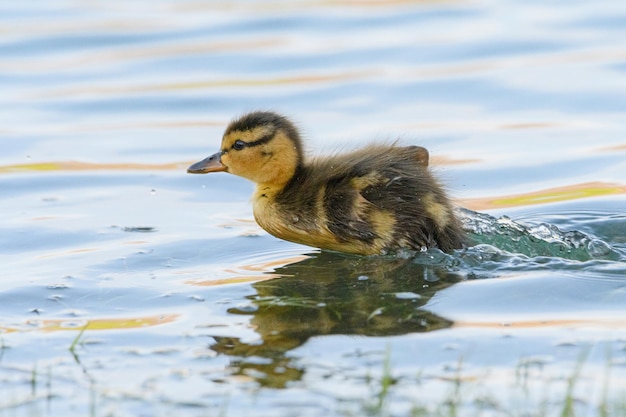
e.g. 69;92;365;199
252;184;393;255
252;186;338;249
253;180;395;255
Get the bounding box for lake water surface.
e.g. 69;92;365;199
1;1;626;416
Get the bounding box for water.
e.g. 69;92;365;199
1;1;626;416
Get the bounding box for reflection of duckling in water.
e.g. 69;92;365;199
209;251;460;388
188;111;464;255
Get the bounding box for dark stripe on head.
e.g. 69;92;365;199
245;130;275;147
225;111;304;158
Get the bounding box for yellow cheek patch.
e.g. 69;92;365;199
220;128;299;187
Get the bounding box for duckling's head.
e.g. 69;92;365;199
188;111;303;187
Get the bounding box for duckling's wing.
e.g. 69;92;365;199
315;148;418;245
406;145;429;167
341;150;440;250
323;176;379;243
353;152;464;252
295;145;459;252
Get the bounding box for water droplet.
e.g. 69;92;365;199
588;239;611;257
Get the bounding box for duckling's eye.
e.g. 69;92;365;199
232;140;246;151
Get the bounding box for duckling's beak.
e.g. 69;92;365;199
187;152;227;174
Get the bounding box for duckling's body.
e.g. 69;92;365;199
188;112;464;255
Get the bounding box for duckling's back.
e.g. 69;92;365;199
269;144;464;255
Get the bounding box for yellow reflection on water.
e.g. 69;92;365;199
597;143;626;152
189;254;311;286
463;181;626;210
1;314;179;334
455;316;626;330
30;70;378;99
0;161;187;173
36;247;99;259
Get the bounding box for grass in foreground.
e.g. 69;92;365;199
343;345;626;417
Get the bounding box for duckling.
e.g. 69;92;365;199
188;111;464;256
